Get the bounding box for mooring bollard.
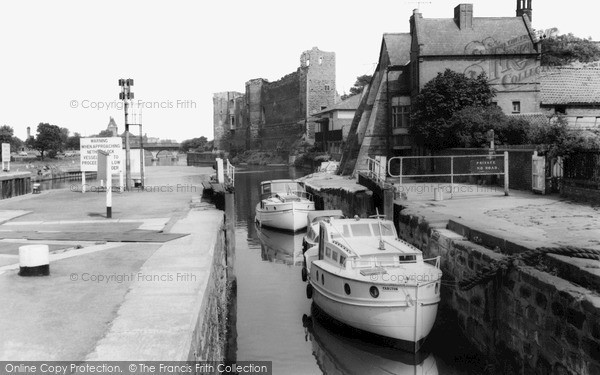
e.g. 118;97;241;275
18;244;50;276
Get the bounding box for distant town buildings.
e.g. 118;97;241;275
213;47;336;151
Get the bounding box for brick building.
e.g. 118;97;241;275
340;2;542;175
213;47;336;152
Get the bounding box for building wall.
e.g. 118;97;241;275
418;56;541;115
213;48;335;152
541;106;600;129
213;92;244;150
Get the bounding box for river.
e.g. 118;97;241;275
228;166;492;375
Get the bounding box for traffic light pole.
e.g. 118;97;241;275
124;99;131;191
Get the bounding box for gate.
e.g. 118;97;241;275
532;151;546;194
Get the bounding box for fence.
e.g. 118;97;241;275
388;152;509;198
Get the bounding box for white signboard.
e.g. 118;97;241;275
1;143;10;163
80;137;122;172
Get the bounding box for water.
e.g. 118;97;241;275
229;166;491;375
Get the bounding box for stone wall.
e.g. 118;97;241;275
304;185;373;218
186;216;229;362
395;208;600;375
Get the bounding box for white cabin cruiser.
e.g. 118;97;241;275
255;179;315;232
302;209;345;252
303;216;442;352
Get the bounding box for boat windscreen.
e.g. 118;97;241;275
371;222;395;236
351;223;372;236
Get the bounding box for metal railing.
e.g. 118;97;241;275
387;152;509;198
226;159;235;187
363;156;389;187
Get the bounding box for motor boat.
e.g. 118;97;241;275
303;215;442;352
255;179;315;232
302;209;345;252
256;225;305;266
302;310;439;375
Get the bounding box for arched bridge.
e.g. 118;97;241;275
143;142;181;159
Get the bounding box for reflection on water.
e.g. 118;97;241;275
303;308;439;375
256;226;305;266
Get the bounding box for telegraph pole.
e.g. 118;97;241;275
119;79;134;190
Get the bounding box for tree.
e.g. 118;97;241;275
96;129;115;138
527;116;600;158
31;123;63;160
341;74;372;100
65;132;81;150
0;125;23;151
180;136;209;152
541;33;600;66
410;69;495;150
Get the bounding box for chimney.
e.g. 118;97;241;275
26;126;30;139
454;4;473;29
516;0;532;22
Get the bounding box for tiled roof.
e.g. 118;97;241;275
414;16;537;56
541;67;600;105
314;94;361;116
508;113;549;126
383;33;411;66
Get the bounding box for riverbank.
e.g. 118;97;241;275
0;166;231;361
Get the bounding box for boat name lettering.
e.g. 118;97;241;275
382;286;398;291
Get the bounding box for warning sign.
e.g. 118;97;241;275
469;159;503;174
80;137;123;172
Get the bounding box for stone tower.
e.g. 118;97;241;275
300;47;336;118
107;117;119;137
516;0;532;21
300;47;336;139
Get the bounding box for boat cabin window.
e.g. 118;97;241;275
399;255;417;263
342;225;352;237
351;223;372;237
371;223;395;236
261;184;271;195
332;251;338;262
339;255;346;266
325;248;331;257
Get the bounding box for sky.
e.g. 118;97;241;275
0;0;597;143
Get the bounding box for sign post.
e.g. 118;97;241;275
80;137;123;193
98;151;112;218
2;143;10;172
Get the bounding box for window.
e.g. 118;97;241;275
324;85;330;91
332;251;338;262
512;101;521;114
325;248;331;257
491;101;498;106
319;56;323;65
392;105;411;128
321;106;327;110
230;116;235;127
555;106;566;114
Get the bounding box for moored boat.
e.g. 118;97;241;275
303;216;443;352
302;209;345;252
255;179;315;232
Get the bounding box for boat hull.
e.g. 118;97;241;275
255;203;314;232
310;273;439;352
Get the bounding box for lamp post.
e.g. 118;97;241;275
119;78;134;190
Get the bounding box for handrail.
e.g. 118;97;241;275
226;159;235;187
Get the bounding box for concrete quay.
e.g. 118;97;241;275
301;172;600;375
0;166;230;361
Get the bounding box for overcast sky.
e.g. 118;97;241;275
0;0;596;143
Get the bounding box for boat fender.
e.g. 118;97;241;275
306;284;313;299
301;267;308;282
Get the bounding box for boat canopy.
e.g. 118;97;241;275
261;180;305;195
307;210;345;224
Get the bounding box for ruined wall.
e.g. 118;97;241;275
396;208;600;375
213;92;244;151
